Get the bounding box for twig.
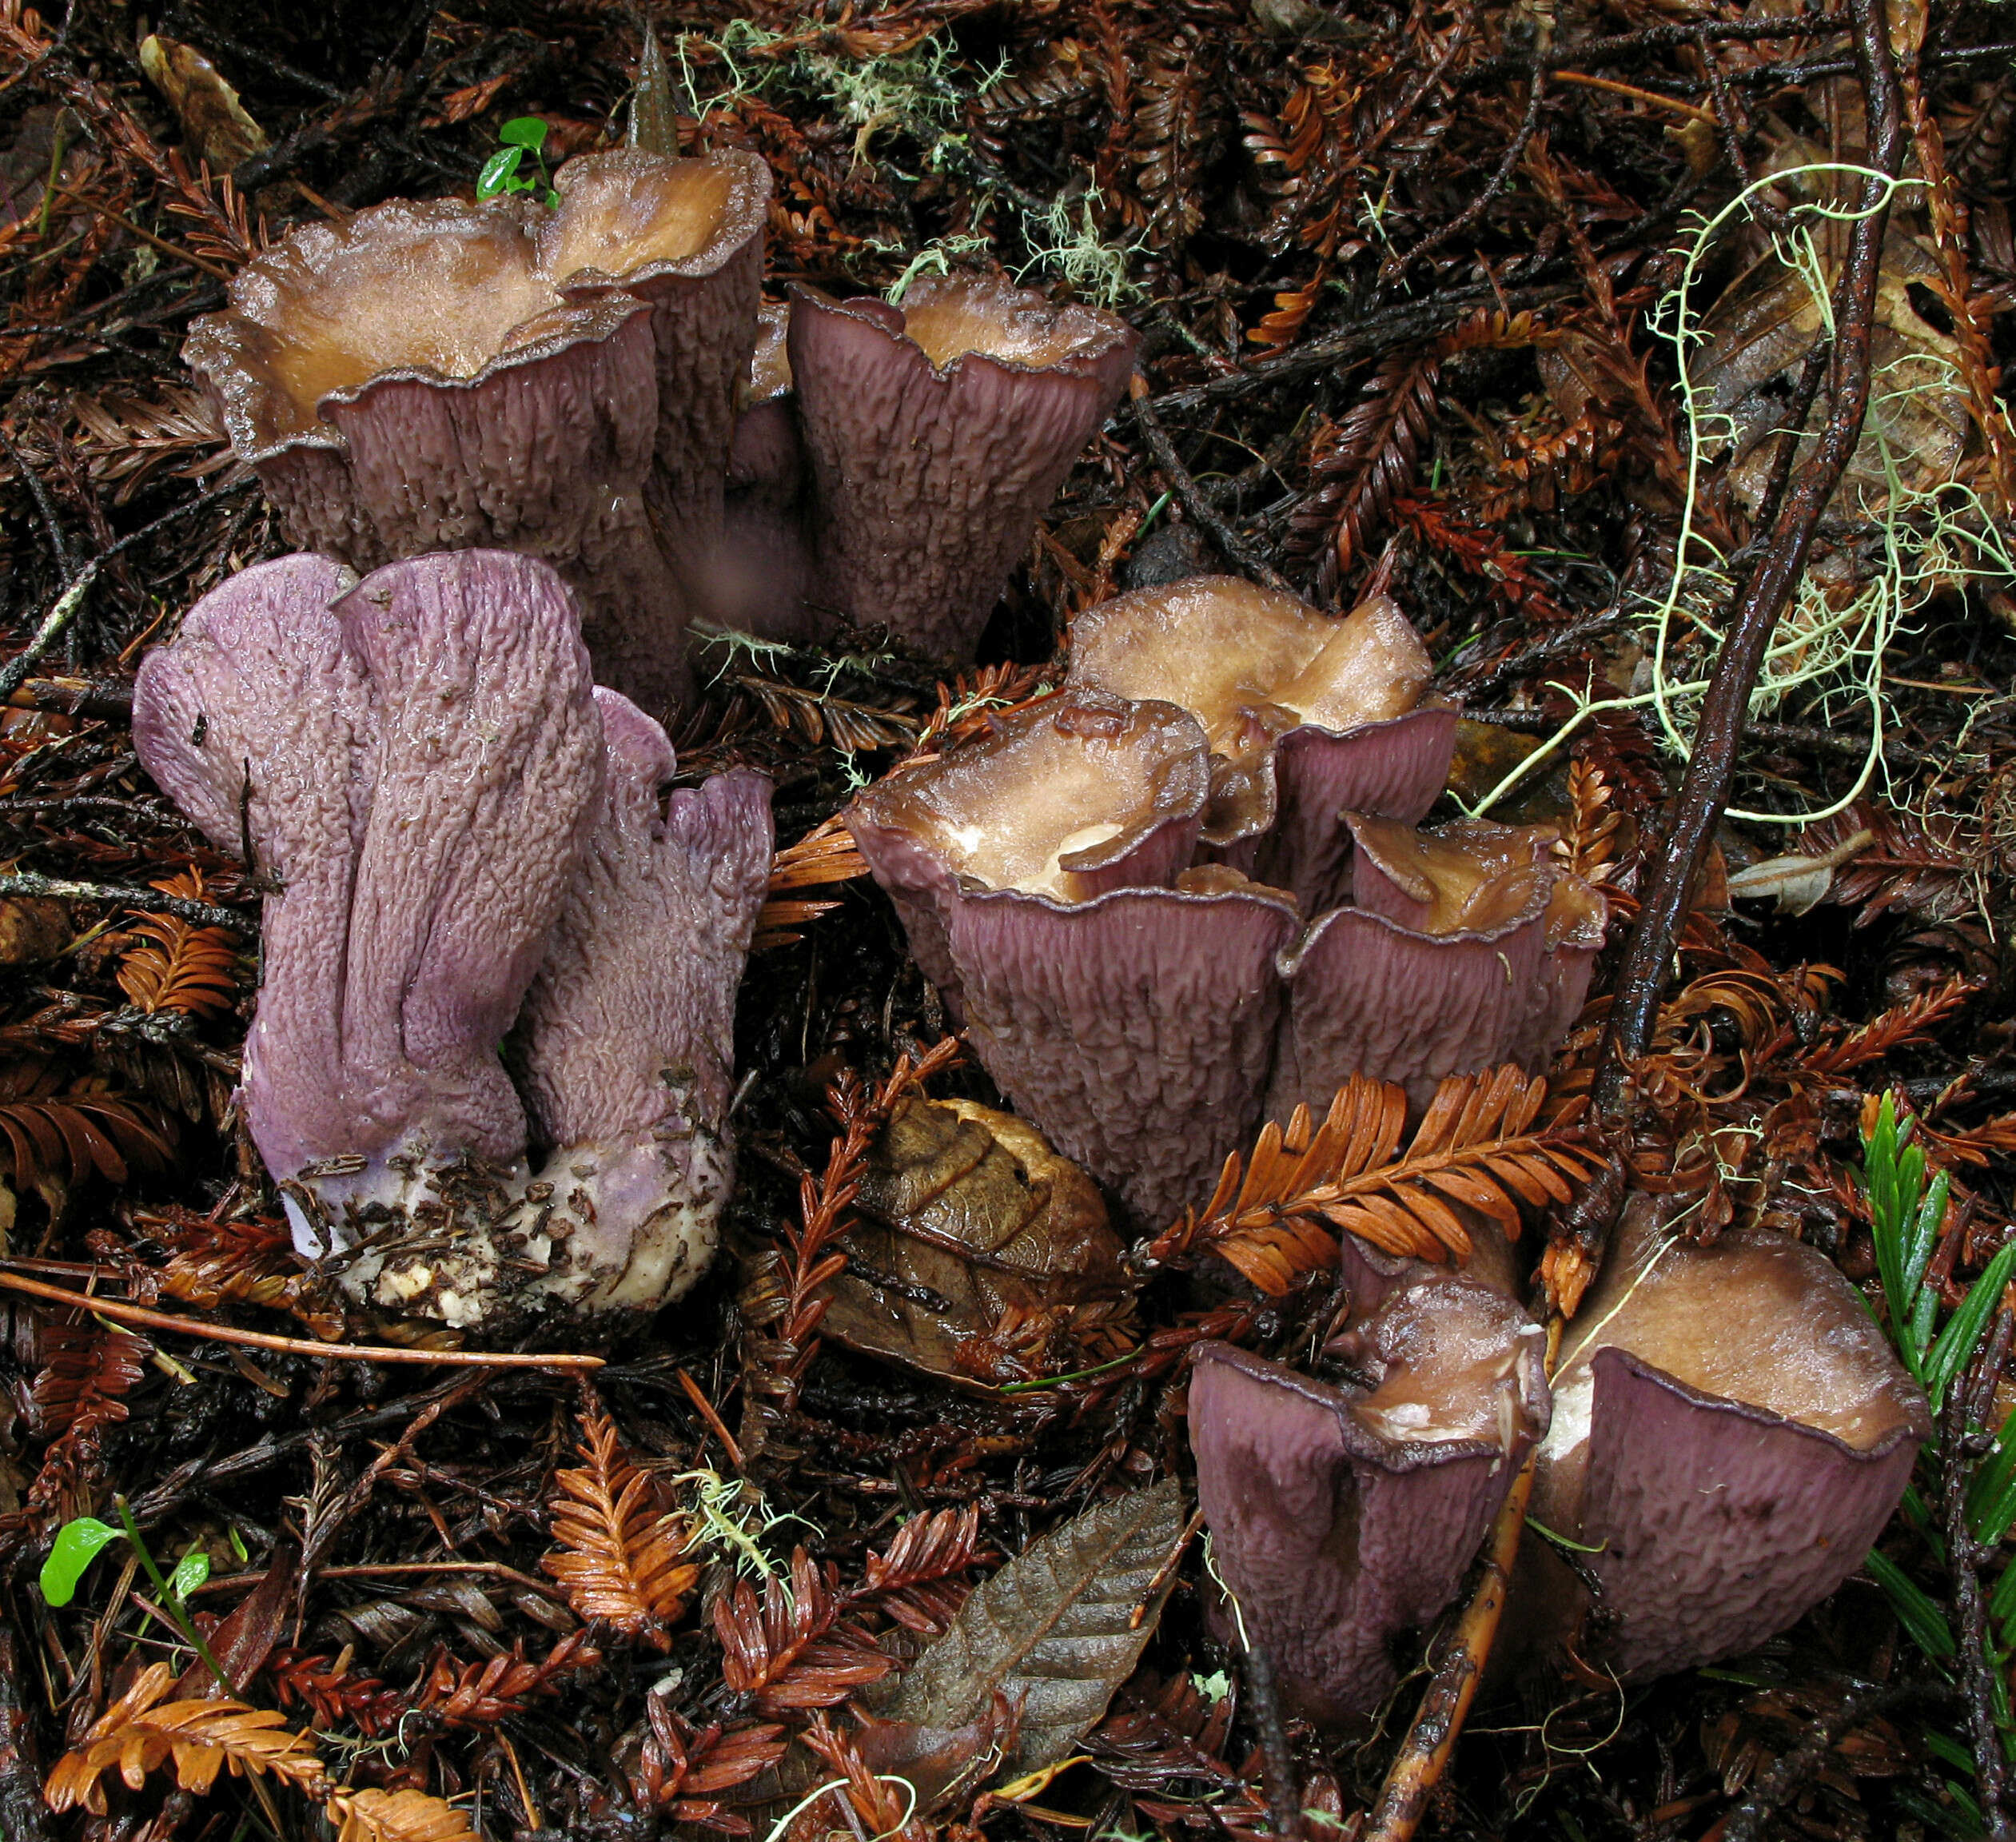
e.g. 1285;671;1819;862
1362;1444;1540;1842
0;1270;605;1369
1941;1306;2016;1840
0;871;253;935
1241;1641;1303;1842
0;474;256;701
1128;376;1293;592
1381;49;1548;281
1592;0;1904;1119
0;425;75;581
677;1365;747;1470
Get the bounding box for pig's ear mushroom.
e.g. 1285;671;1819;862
136;549;608;1326
183;150;769;717
716;301;819;642
1189;1267;1548;1728
1270;814;1605;1117
1524;1201;1930;1681
843;690;1292;1223
541;150;771;643
788;272;1137;662
132;552;371;1183
516;688;774;1311
1067;577;1456;911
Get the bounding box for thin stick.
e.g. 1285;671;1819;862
676;1365;747;1471
0;475;257;702
1363;1456;1535;1840
1128;376;1293;593
1549;70;1713;121
1593;0;1904;1117
0;872;253;936
0;1271;604;1370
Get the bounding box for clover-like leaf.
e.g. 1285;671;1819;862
40;1516;126;1608
476;145;524;200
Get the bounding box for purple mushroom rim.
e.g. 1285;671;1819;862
1525;1212;1931;1681
787;269;1137;387
185;148;771;466
1187;1261;1550;1726
1066;577;1449;854
843;636;1607;1222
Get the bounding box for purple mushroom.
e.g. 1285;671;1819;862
133;548;771;1326
711;301;819;643
517;688;773;1310
1189;1238;1549;1727
1067;578;1456;912
184;150;771;716
1520;1200;1929;1681
788;272;1137;661
846;585;1605;1224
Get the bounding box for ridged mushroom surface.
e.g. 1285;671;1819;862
185;150;771;715
1527;1202;1930;1681
1190;1261;1548;1726
789;272;1137;660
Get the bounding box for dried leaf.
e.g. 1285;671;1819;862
541;1394;699;1648
138;35;267;170
821;1097;1135;1388
328;1788;479;1842
875;1479;1184;1778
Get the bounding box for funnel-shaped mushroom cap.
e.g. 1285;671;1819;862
517;688;773;1310
1270;815;1605;1117
134;549;604;1205
951;882;1300;1224
788;273;1137;660
544;150;770;620
184;150;771;716
1528;1203;1929;1682
1067;579;1453;910
844;690;1211;1009
1190;1270;1548;1727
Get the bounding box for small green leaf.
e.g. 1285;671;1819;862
477;146;523;199
1926;1242;2016;1416
499;116;548;152
39;1517;126;1608
1925;1730;1977;1774
1866;1547;1955;1661
228;1525;248;1564
169;1549;210;1603
1968;1422;2016;1545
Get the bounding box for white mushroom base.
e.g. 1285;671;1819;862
281;1131;731;1329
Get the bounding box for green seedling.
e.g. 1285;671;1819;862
42;1497;228;1690
478;116;558;208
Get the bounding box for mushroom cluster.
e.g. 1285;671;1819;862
133;548;771;1329
187;152;1137;709
1187;1200;1928;1720
845;576;1605;1224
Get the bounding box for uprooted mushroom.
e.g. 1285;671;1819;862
132;548;771;1326
845;577;1604;1223
185;150;771;715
